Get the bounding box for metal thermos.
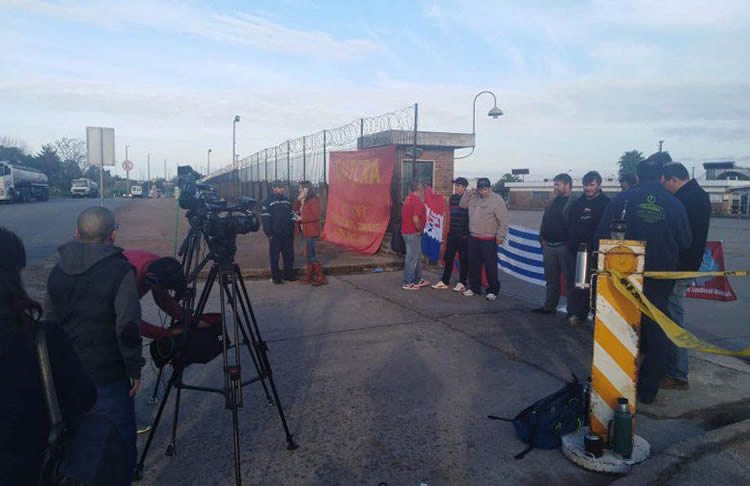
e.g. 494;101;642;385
614;398;633;458
575;243;590;289
610;200;628;240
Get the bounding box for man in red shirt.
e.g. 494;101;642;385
401;180;430;290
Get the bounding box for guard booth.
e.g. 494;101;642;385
356;130;474;232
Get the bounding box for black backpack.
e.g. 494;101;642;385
489;375;585;459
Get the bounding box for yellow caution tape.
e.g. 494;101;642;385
607;270;750;357
643;270;750;279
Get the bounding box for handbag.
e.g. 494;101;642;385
36;325;130;486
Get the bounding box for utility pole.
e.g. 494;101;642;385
658;140;664;152
125;145;130;197
147;153;151;194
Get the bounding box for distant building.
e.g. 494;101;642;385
703;161;750;181
505;177;750;216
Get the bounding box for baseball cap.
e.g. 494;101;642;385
452;177;469;186
477;177;491;189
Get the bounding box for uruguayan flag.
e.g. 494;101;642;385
497;225;545;286
421;186;444;262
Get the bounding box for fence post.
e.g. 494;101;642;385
412;103;418;178
323;129;327;184
264;149;268;182
360;118;364;148
302;136;306;181
287;140;291;193
275;146;278;180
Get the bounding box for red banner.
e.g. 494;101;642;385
321;145;395;254
686;241;737;302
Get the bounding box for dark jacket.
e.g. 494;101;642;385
567;192;610;252
46;241;143;384
596;181;692;297
447;193;469;237
540;195;572;244
674;179;711;271
1;319;96;485
261;192;295;237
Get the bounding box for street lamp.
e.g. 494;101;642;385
233;115;240;197
456;90;503;160
207;148;212;174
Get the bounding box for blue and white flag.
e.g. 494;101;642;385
422;186;445;262
497;225;545;286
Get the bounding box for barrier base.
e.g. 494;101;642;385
561;429;650;474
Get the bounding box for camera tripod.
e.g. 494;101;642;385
135;237;298;485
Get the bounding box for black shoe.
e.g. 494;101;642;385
532;307;556;314
637;393;656;405
285;275;298;282
272;279;284;285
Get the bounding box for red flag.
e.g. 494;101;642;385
686;241;737;302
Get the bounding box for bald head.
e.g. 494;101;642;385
76;207;117;244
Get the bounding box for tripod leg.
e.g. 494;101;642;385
149;366;164;404
236;268;298;450
223;271;273;404
167;381;183;457
135;367;178;480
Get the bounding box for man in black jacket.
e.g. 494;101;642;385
533;173;574;314
45;206;143;484
261;180;297;284
566;171;609;325
662;162;711;389
432;177;470;291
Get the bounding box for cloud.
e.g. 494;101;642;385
2;0;384;60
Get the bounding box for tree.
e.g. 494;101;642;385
492;173;521;199
618;150;644;176
53;137;87;172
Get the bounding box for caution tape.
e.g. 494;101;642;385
643;270;749;279
606;270;750;357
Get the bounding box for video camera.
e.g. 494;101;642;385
176;165;260;239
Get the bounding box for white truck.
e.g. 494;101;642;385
130;184;144;198
70;178;99;198
0;161;49;202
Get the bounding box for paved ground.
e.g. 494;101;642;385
0;197;130;262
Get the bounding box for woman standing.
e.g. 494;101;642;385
296;181;327;285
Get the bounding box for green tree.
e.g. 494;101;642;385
493;173;521;198
618;150;644;176
53;137;87;172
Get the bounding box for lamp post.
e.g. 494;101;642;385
233;115;240;197
207;148;212;174
456;90;503;160
125;145;130;196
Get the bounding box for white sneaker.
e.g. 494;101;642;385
485;293;497;301
453;282;466;292
462;289;475;297
431;281;449;289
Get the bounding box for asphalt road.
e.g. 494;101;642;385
0;198;130;262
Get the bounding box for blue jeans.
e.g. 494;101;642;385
665;281;690;380
402;233;423;285
93;379;137;485
305;237;319;263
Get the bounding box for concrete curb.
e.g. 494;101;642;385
198;260;404;280
609;418;750;485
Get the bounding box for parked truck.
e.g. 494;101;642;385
70;178;99;198
130;184;144;198
0;161;49;203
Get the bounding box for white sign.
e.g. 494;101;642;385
86;127;115;167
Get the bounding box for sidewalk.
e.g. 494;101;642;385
114;198;403;278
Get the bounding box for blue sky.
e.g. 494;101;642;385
1;0;749;181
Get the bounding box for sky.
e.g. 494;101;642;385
1;0;749;181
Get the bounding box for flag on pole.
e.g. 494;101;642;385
497;225;546;286
422;186;445;262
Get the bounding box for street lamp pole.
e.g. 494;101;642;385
456;90;503;160
207;148;212;174
233;115;240;197
125;145;130;196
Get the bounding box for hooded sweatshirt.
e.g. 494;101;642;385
45;240;144;383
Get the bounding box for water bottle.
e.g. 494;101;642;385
613;397;633;458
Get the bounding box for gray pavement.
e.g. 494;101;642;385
133;268;750;485
0;198;130;262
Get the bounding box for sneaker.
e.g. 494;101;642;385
416;279;430;287
532;306;556;314
485;293;497;301
453;282;466;292
462;289;475;297
402;283;420;290
660;377;689;390
431;281;449;289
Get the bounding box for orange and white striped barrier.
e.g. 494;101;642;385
589;240;645;442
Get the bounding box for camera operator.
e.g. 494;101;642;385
261;181;297;284
44;207;143;484
1;227;97;485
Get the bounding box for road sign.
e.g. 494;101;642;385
86;127;115;167
122;160;134;172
